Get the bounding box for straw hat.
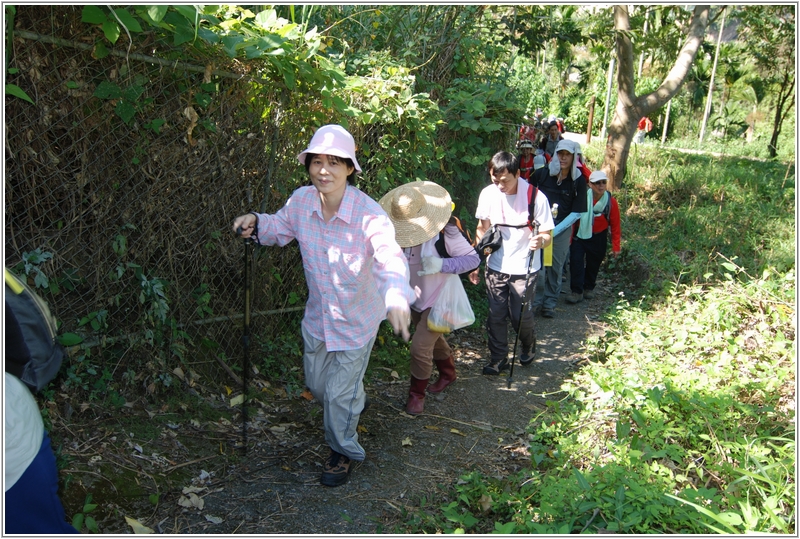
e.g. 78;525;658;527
379;181;453;248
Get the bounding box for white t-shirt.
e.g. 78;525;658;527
475;178;554;275
5;372;45;490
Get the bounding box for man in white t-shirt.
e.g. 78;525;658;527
469;151;554;374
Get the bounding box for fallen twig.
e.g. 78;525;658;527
163;454;218;474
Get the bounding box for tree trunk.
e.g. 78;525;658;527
768;70;795;158
602;5;711;191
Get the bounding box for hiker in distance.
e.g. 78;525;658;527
379;181;480;415
566;169;621;304
529;139;589;318
469;151;554;375
231;124;415;487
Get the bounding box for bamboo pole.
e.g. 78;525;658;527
661;99;672;145
699;8;726;143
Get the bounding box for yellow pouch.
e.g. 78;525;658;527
543;243;553;266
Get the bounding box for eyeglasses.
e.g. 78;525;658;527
592;180;607;185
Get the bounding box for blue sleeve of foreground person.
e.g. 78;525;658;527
552;211;582;236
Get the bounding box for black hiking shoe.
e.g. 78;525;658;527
520;339;536;366
482;358;509;375
320;450;352;487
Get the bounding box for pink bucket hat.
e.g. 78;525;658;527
297;125;362;173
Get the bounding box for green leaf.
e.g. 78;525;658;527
113;8;142;33
58;333;84;346
173;5;198;24
93;81;122;100
85;516;99;534
254;9;277;29
72;513;85;531
221;35;244;57
115;100;136;124
495;522;517;533
197;27;219;44
145;118;166;133
192;92;211;108
145;5;168;23
615;485;626;505
258;33;285;50
243;45;263;59
5;84;34;104
102;19;120;43
81;5;107;24
34;271;49;289
170;15;196;45
573;467;591;490
122;84;145;102
94;42;110;59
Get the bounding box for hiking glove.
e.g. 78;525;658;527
417;256;443;276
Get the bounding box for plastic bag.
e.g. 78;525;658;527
427;274;475;333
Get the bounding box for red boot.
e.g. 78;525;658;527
428;354;457;394
406;376;428;415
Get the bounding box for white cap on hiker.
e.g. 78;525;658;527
297;125;362;173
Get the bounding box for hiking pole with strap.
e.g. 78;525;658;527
236;226;255;455
507;220;539;390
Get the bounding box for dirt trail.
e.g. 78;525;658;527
57;274;616;535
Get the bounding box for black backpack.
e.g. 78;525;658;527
5;268;65;392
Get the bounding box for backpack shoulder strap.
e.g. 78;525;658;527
602;193;612;223
527;183;538;229
434;231;448;258
434;216;473;258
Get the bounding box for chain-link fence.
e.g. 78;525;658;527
5;6;515;397
4;7;334;393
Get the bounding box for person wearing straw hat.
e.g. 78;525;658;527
566;170;621;304
470;151;554;375
232;124;415;487
379;182;480;415
529;139;589;318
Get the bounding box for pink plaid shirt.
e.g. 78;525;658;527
254;185;414;351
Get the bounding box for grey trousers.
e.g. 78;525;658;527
485;268;538;363
534;227;571;311
302;324;375;461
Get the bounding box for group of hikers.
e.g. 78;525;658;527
232;121;621;488
6;119;622;536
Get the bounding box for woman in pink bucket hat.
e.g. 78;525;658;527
232;125;415;487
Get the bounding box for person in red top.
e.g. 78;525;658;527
635;117;653;143
566;170;621;303
516;139;535;179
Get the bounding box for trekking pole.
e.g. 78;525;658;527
236;226;255;455
508;220;539;390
